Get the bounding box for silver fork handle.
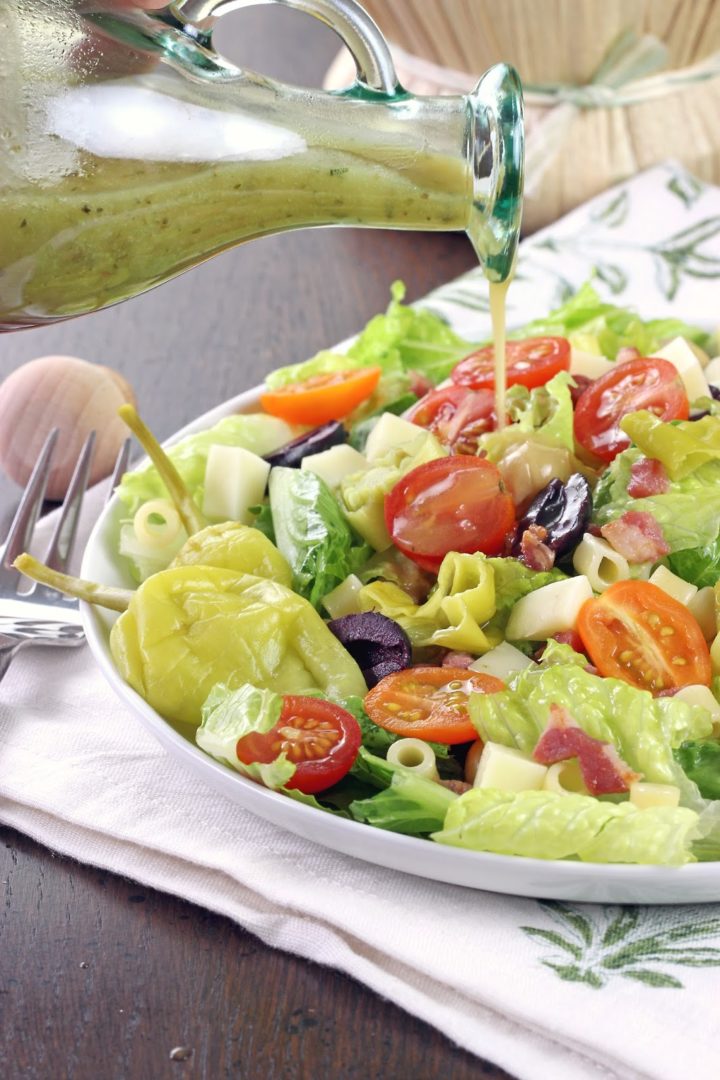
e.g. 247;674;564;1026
0;616;85;642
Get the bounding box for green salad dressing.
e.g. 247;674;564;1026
0;144;472;327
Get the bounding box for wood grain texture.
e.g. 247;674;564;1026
0;7;513;1080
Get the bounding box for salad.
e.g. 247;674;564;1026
16;282;720;867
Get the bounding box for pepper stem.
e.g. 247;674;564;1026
118;404;207;536
13;553;132;613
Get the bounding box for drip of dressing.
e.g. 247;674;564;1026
488;276;512;430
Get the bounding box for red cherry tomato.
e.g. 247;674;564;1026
364;667;505;744
384;456;516;572
577;580;711;694
451;336;570;390
407;385;496;454
573;357;689;462
236;696;361;794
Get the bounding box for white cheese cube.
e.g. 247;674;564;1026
569;348;615;380
674;684;720;725
648;566;698;608
202;444;271;523
301;444;368;490
689;586;717;641
652;336;710;402
497;441;573;505
703;356;720;387
474;742;547;792
469;642;537;681
321;574;363;619
364;413;423;460
505;576;594;641
629;782;681;810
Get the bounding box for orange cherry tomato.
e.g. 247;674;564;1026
261;367;382;425
576;580;711;694
364;667;505;744
236;696;361;794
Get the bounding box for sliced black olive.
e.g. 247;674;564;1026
512;473;592;559
327;612;412;689
710;385;720;402
263;421;345;469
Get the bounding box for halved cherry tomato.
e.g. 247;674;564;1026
236;696;361;794
407;385;496;454
385;456;515;572
576;580;711;694
365;667;504;743
573;357;689;462
451;336;570;390
261;367;382;425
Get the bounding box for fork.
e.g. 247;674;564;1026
0;430;131;683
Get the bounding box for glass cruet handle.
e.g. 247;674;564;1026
170;0;401;96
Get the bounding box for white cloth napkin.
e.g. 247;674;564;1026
4;163;720;1080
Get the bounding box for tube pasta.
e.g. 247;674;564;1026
572;533;630;592
386;738;439;781
133;499;183;549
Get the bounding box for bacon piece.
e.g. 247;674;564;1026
616;346;641;364
553;630;586;653
407;370;434;399
627;457;671;498
441;651;474;669
600;511;670;563
533;704;641;795
570;374;594;407
518;524;556;572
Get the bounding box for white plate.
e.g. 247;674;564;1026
81;384;720;904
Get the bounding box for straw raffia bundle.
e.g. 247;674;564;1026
324;0;720;232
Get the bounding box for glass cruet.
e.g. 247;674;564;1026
0;0;524;330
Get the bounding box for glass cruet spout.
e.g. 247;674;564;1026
0;0;524;330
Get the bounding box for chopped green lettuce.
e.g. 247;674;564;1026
674;740;720;800
468;652;713;785
480;371;575;461
432;788;698;865
196;682;295;789
268;467;370;609
515;281;712;358
593;448;720;554
668;538;720;589
118;414;298;517
620;412;720;481
350;770;458;835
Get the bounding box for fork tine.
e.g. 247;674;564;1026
105;437;132;506
0;428;59;572
43;431;96;573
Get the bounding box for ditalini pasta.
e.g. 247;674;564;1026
386;738;439;781
572;533;630;592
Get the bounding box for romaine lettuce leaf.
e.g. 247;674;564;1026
268;467;371;609
480;371;575;461
514;281;712;358
620;412;720;481
118;414;298;517
674;740;720;800
668;538;720;589
592;449;720;554
196;682;295;789
468;656;713;785
350;770;457;835
431;788;698;864
347;280;473;384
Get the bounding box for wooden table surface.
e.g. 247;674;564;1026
0;9;514;1079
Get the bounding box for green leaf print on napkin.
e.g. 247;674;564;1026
666;171;705;209
590;189;630;229
651;217;720;300
521;902;720;989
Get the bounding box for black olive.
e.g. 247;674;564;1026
710;385;720;402
690;408;711;422
327;612;412;688
263;421;345;468
512;473;592;559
